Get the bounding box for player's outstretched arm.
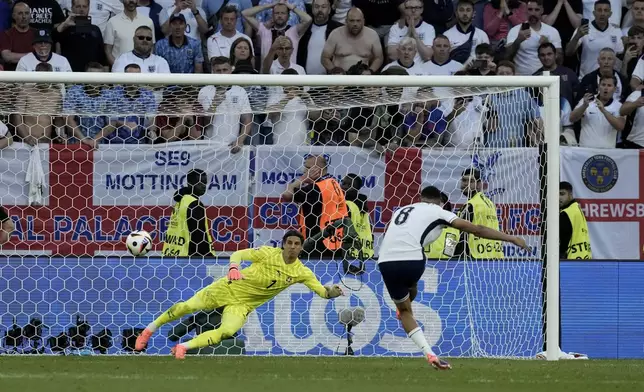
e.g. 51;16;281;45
301;269;343;299
451;218;530;251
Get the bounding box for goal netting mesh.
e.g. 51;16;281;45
0;75;549;357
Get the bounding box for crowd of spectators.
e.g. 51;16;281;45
0;0;643;150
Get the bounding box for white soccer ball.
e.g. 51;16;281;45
126;230;153;256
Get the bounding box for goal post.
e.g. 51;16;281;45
0;71;560;359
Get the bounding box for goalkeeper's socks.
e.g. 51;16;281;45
146;323;159;333
408;327;435;357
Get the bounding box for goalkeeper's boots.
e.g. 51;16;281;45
427;354;451;370
171;344;187;360
134;328;154;351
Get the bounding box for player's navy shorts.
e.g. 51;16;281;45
378;260;426;303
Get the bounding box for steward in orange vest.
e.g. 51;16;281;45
281;155;348;260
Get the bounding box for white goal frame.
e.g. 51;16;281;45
0;72;561;360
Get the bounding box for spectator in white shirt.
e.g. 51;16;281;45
566;0;623;78
263;35;305;74
159;0;208;42
582;0;621;27
387;0;434;63
506;0;562;75
570;74;625;148
266;68;311;146
103;0;155;66
89;0;124;35
440;93;488;148
17;29;72;72
382;37;426;75
197;56;252;153
422;35;463;75
206;5;254;62
619;88;644;148
443;0;490;64
112;26;170;72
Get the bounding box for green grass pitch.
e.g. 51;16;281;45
0;356;643;392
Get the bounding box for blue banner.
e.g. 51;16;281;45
6;257;642;358
0;257;549;357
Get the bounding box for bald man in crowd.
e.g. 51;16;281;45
321;7;383;73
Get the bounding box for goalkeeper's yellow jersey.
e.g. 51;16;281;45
220;246;328;309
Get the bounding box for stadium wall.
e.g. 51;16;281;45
0;257;640;359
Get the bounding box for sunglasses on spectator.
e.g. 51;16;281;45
137;36;153;41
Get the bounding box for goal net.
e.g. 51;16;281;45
0;72;560;358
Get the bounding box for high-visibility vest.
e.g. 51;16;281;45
424;226;460;259
461;192;504;259
562;201;592;259
162;194;215;257
346;200;374;259
298;176;348;250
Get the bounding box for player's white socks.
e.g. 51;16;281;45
408;327;435;357
146;323;158;333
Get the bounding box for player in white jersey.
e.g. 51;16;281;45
378;186;529;370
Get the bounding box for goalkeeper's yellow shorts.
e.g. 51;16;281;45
192;279;236;310
186;279;253;320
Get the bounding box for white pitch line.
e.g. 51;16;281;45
0;372;200;381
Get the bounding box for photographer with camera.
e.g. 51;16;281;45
483;0;527;48
54;0;107;72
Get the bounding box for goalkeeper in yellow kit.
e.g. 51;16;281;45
135;230;344;359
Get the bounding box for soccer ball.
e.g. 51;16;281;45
126;230;153;256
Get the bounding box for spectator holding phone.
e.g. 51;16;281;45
565;0;623;78
464;43;496;75
506;0;562;75
54;0;107;71
623;26;644;79
569;74;624;148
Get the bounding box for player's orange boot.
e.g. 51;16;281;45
171;344;187;360
134;328;153;351
427;354;451;370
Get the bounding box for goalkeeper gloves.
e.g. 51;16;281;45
227;264;244;281
325;284;344;298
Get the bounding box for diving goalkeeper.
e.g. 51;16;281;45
135;230;344;359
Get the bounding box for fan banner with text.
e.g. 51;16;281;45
0;142;251;254
0;144;642;259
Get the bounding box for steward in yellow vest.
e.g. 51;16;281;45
424;191;460;259
559;181;592;259
162;169;215;257
455;168;504;259
341;173;374;259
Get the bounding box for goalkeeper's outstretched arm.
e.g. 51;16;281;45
301;269;343;299
451;218;530;251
